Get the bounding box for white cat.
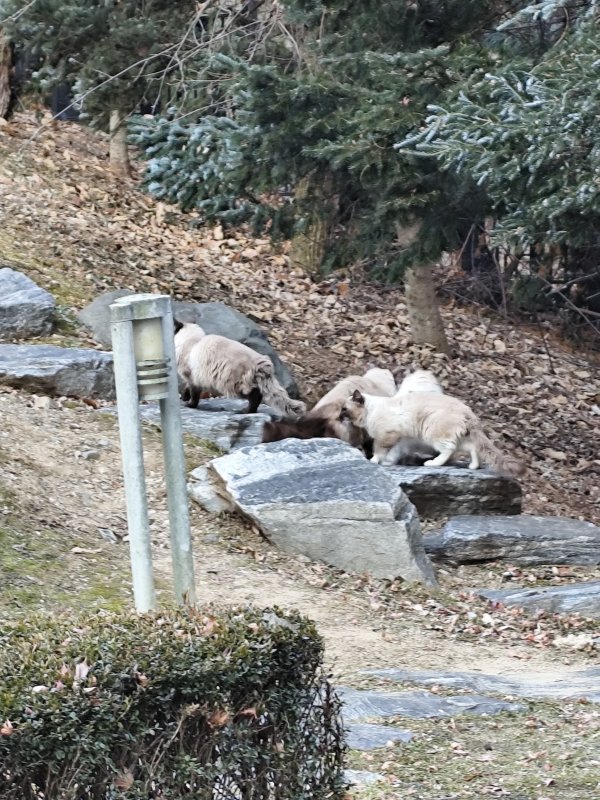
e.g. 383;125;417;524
343;386;523;475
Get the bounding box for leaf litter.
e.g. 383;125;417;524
1;112;600;800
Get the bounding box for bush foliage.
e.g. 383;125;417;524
0;606;345;799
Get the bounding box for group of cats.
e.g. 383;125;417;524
174;320;523;477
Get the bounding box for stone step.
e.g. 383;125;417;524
425;514;600;566
476;581;600;619
365;667;600;703
387;465;521;518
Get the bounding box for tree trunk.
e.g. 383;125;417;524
289;176;331;274
404;263;451;355
0;29;12;120
109;109;131;177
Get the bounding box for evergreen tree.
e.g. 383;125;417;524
134;1;499;277
1;0;196;174
400;1;600;322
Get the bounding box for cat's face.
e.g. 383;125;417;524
342;390;367;427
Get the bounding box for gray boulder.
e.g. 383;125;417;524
0;267;55;339
477;582;600;619
366;666;600;704
76;289;130;346
77;292;299;398
387;465;522;519
139;398;278;452
190;438;437;586
0;344;114;399
425;514;600;566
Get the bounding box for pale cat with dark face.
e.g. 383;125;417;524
343;369;523;476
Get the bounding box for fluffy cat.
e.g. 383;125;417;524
396;369;443;398
174;320;305;419
262;367;396;449
343;387;524;476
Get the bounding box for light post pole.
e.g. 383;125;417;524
110;294;196;612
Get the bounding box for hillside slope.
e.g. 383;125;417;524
0;112;598;525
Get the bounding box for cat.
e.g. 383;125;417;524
395;368;443;398
174;320;305;419
342;386;524;475
262;367;397;449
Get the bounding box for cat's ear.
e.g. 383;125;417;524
352;390;365;405
173;318;184;334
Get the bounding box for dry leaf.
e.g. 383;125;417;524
1;720;14;736
114;771;134;790
208;709;230;728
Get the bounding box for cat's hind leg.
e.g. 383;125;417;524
464;438;480;470
424;440;457;467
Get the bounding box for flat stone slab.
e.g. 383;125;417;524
0;267;55;339
366;667;600;703
477;581;600;619
137;398;279;452
387;465;521;518
346;722;413;750
425;514;600;566
344;770;384;786
192;438;437;585
340;687;523;721
0;343;114;399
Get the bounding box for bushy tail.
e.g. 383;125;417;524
470;427;525;477
262;415;333;443
255;364;306;420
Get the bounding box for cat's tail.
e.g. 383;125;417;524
254;364;306;420
470;426;525;477
262;415;333;443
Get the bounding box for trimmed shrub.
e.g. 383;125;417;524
0;606;346;799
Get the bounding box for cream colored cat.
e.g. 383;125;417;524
343;386;523;476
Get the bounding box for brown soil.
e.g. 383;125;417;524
1;389;597;688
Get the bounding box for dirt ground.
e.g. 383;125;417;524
1;388;597;688
2;113;600;799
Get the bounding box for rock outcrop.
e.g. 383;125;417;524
425;514;600;566
188;438;437;585
0;344;114;399
0;267;55;339
387;465;522;518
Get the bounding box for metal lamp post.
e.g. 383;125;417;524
110;294;196;612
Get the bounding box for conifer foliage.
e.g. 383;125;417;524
132;1;500;278
1;0;195;172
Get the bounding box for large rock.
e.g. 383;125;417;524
387;465;522;518
0;267;55;339
366;667;600;704
139;398;278;452
77;292;299;398
340;687;523;721
76;289;130;346
0;344;114;399
190;438;437;586
425;514;600;566
477;581;600;619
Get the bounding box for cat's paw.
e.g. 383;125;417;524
370;455;381;464
424;459;438;467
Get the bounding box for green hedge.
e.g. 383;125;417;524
0;606;346;799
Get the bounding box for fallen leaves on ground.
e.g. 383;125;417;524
0;112;598;528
